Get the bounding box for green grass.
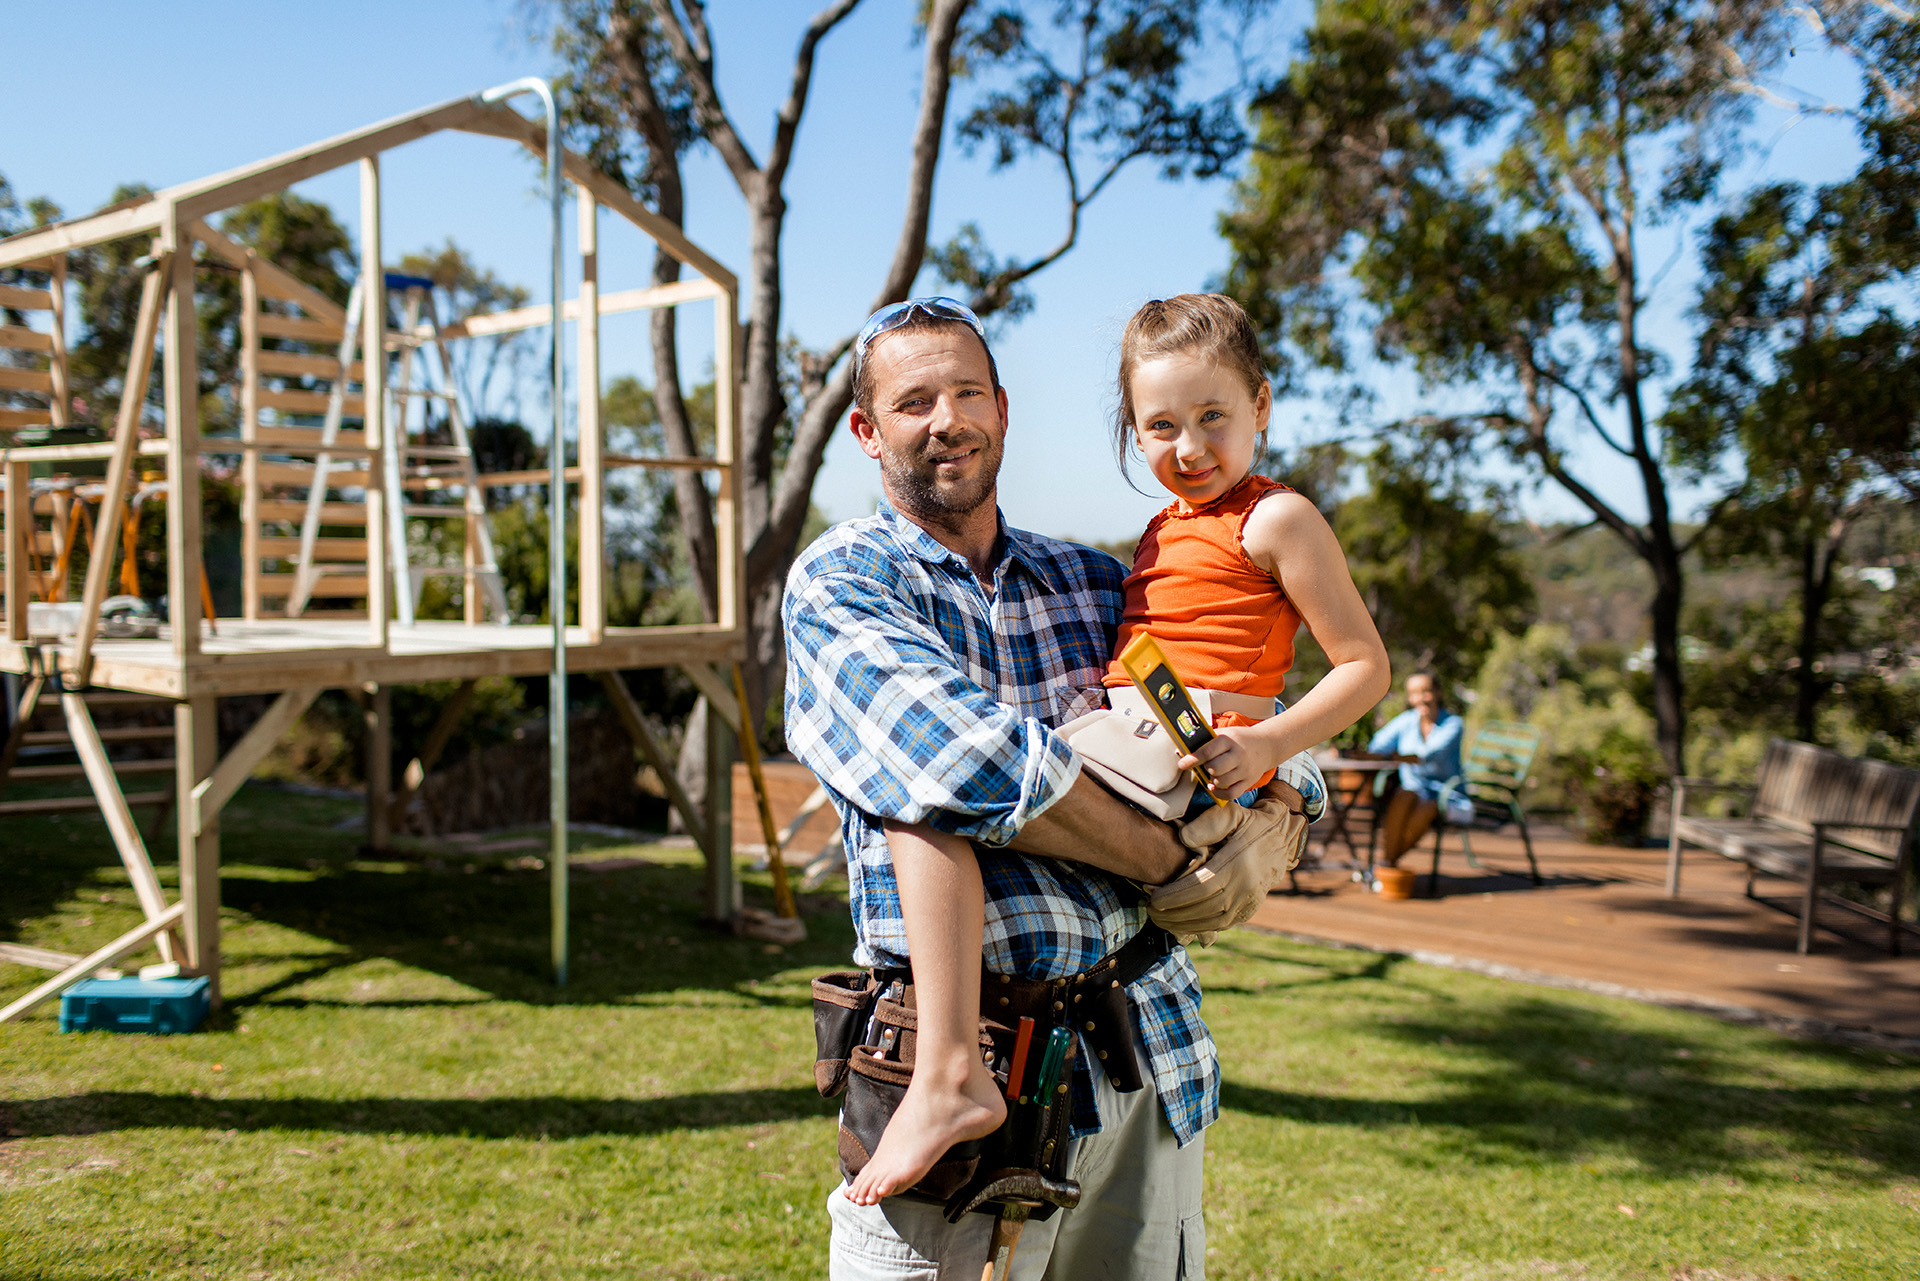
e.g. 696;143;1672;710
3;785;1917;1279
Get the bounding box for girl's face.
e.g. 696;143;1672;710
1129;355;1271;509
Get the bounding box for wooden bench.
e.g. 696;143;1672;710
1666;738;1920;955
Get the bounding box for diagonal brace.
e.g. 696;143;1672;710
62;691;176;965
597;671;711;853
191;686;322;836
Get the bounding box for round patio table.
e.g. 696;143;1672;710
1309;754;1410;876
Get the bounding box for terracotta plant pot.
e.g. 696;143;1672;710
1375;866;1416;900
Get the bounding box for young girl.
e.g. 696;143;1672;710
847;293;1390;1204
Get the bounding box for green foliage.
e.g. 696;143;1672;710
1469;624;1661;836
1264;440;1534;694
393;240;535;421
1221;0;1798;774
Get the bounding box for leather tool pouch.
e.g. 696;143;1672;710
810;975;1078;1217
810;970;876;1098
807;925;1173;1220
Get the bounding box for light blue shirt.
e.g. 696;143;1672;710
1369;708;1465;800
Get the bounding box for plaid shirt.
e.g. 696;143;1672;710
783;503;1218;1145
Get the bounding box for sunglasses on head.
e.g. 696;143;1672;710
854;296;988;372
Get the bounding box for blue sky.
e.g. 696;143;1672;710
2;2;1871;543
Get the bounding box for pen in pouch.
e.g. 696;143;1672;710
1007;1016;1036;1102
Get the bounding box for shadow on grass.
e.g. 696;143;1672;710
1;784;856;1011
5;1084;834;1140
220;855;856;1009
1221;982;1920;1182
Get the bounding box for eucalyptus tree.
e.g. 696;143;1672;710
1221;0;1791;773
547;0;1275;754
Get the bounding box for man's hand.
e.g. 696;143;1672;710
1148;793;1308;943
1006;773;1188;884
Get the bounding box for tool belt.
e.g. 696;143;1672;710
811;923;1175;1221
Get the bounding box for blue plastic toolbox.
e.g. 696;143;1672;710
59;976;210;1034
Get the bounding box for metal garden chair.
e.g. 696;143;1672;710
1426;721;1544;894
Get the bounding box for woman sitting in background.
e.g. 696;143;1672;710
1368;672;1471;867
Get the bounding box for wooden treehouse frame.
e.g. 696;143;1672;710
0;92;753;1022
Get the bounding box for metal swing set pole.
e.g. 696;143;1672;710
480;76;568;986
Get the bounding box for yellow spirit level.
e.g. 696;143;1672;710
1114;631;1228;807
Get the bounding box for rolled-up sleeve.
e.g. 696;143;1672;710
784;569;1079;847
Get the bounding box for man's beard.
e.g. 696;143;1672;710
880;432;1003;531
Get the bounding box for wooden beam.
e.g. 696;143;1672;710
4;460;28;641
0;285;55;310
171;97;495;223
0;673;45;789
361;159;388;648
62;692;177;966
712;287;742;633
454;103;736;292
0;367;54;393
162;213;205;660
0;940;123;977
190;221;349;326
66;250;167;686
0;902;186;1026
47;257;69;427
704;698;738;922
256;313;346;344
388;677;477;830
366;683;392;850
190;686;321;834
241;263;262;621
429;278;723;341
576;187;604;644
0;198;167;271
0;324;55;352
596;670;710;853
175;695;220;996
679;663;742;736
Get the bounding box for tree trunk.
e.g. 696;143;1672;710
1647;542;1687;778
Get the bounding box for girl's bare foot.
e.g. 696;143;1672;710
846;1056;1006;1205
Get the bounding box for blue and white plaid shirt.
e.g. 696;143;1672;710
783;503;1218;1145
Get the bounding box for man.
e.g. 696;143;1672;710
783;297;1295;1278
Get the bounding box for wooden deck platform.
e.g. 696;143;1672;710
2;619;743;698
1255;825;1920;1046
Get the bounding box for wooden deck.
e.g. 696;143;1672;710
1255;825;1920;1046
2;619;743;697
738;763;1918;1048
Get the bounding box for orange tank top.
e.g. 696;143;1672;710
1103;474;1300;698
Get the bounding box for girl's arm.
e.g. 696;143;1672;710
1181;491;1392;797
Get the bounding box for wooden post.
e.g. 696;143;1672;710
365;682;392;851
67;249;166;685
47;256;68;427
388;677;477;830
703;696;738;922
240;262;262;621
712;287;741;632
576;186;604;642
162;213;203;659
4;459;26;641
174;695;219;993
360;158;388;648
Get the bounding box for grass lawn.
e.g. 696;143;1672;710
3;784;1917;1279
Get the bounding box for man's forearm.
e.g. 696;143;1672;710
1004;773;1187;884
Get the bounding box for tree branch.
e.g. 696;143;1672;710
1537;364;1636;459
649;0;762;188
763;0;865;198
756;0;972;580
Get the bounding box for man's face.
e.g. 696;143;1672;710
1406;675;1438;717
849;324;1008;529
